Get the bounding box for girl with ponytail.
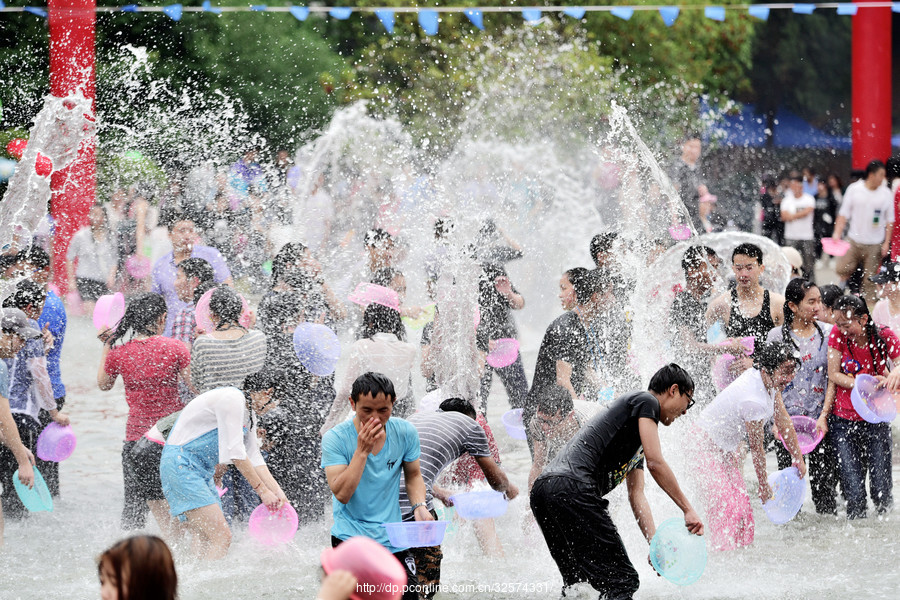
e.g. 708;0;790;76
826;294;900;519
694;340;806;550
97;293;192;533
766;279;838;514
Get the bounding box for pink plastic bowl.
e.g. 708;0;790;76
35;423;77;462
93;292;125;331
486;338;520;368
821;237;850;257
320;536;406;600
248;503;298;546
348;283;400;311
668;224;692;241
125;254;152;279
194;288;251;333
775;415;825;455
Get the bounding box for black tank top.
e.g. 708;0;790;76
726;287;774;340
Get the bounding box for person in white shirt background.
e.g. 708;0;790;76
780;171;817;282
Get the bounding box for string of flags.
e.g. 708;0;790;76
1;3;897;33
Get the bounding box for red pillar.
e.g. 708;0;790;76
852;7;892;170
48;0;96;294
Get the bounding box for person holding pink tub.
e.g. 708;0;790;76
693;341;806;551
824;294;900;519
766;278;839;514
159;375;287;560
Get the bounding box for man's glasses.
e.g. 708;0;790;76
683;390;695;411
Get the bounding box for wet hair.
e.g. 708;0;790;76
866;159;886;178
833;294;891;372
260;291;303;336
2;280;45;310
271;242;309;285
563;267;588;285
753;340;801;372
208;286;243;329
535;385;574;416
351;372;396;403
361;303;404;340
161;209;194;231
589;232;617;266
178;257;214;285
570;268;601;304
788;171;803;183
17;245;51;270
243;370;279;394
819;284;843;309
434;217;453;238
370;267;403;288
107;293;167;347
364;228;392;248
648;363;694;396
97;535;177;600
681;245;717;273
731;243;763;265
439;397;477;419
192;279;217;305
781;278;825;351
886;156;900;181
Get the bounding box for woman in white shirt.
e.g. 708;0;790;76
322;303;417;431
159;375;287;559
66;204;117;312
693;341;806;551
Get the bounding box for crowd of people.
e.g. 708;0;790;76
2;142;900;600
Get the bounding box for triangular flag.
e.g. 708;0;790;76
329;7;352;20
610;7;634;21
704;6;726;22
419;10;439;35
892;3;900;12
250;5;267;11
202;1;222;14
121;4;139;12
162;4;182;21
659;7;680;27
837;3;858;15
24;6;48;17
289;6;309;21
375;10;394;34
563;7;586;20
792;4;815;14
0;1;5;9
748;6;770;20
465;9;484;30
522;9;542;24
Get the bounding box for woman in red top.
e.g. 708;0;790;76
825;294;900;519
98;293;192;533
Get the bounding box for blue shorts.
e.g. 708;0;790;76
159;430;220;519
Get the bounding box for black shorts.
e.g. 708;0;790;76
123;439;165;502
76;278;109;301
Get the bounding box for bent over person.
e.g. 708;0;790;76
530;364;704;600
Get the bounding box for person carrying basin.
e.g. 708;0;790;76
398;397;519;599
159;374;288;559
693;341;806;551
825;294;900;519
530;364;703;600
766;279;839;515
321;372;433;600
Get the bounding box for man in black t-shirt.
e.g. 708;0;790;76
530;364;704;600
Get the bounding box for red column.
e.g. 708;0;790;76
48;0;96;294
852;7;892;170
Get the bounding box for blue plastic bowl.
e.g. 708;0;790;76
13;467;53;512
382;521;448;548
292;323;341;376
850;374;897;424
649;518;707;586
763;467;806;525
501;408;527;440
449;490;508;520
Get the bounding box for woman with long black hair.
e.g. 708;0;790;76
97;293;192;532
766;278;839;514
825;294;900;519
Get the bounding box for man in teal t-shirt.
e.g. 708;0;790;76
322;372;433;600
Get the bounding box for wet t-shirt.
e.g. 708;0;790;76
828;325;900;421
766;323;831;418
528;311;590;400
671;290;710;343
541;391;658;496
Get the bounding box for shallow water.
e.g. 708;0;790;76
2;314;900;600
